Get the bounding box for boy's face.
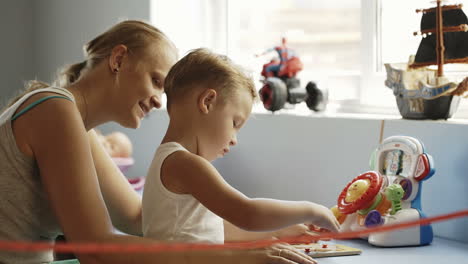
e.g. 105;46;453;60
198;89;253;162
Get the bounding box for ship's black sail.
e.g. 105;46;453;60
414;7;468;63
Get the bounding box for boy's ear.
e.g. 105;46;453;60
198;89;218;114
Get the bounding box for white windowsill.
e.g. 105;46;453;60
251;103;468;125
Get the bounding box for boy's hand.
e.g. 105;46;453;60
272;224;318;239
306;203;341;233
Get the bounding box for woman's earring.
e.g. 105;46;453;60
113;68;119;73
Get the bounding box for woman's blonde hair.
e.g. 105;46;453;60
164;48;257;110
6;20;174;107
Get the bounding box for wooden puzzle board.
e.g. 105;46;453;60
292;243;362;258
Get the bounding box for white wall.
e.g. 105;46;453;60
32;0;151;83
0;0;34;107
0;0;151;106
101;111;468;243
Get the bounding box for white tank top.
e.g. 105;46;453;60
142;142;224;243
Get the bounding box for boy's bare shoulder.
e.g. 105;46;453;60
161;148;218;193
164;150;212;172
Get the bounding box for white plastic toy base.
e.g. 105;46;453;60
340;208;427;247
369;208;424;247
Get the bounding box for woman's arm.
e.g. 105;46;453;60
88;129;142;235
11;97;169;263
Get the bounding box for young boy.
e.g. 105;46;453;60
142;48;340;244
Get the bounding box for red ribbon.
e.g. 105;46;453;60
0;209;466;253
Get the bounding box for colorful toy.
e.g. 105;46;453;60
331;136;435;246
384;1;468;119
256;37;327;112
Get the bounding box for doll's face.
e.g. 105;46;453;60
100;132;133;158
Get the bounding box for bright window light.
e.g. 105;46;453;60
228;0;362;105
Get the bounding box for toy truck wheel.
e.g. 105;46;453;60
259;77;287;112
305;81;327;112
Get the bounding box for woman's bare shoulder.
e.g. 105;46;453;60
12;92;83;156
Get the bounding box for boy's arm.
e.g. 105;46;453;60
162;151;339;232
224;220;316;242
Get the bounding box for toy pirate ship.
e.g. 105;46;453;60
384;1;468;119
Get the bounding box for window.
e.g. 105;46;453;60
227;0;362;113
151;0;468;118
151;0;228;56
151;0;229;107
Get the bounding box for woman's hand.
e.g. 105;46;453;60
240;243;318;264
268;243;317;264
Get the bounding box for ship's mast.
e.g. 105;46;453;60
436;0;445;78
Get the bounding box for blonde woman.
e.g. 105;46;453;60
0;20;314;264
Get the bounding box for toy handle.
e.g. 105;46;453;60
414;154;434;181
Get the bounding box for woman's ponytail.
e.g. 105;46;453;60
4;61;87;108
53;61;88;88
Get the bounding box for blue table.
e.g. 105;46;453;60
317;237;468;264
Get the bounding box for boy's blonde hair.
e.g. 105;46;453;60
164;48;257;110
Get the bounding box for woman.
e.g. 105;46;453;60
0;20;316;264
